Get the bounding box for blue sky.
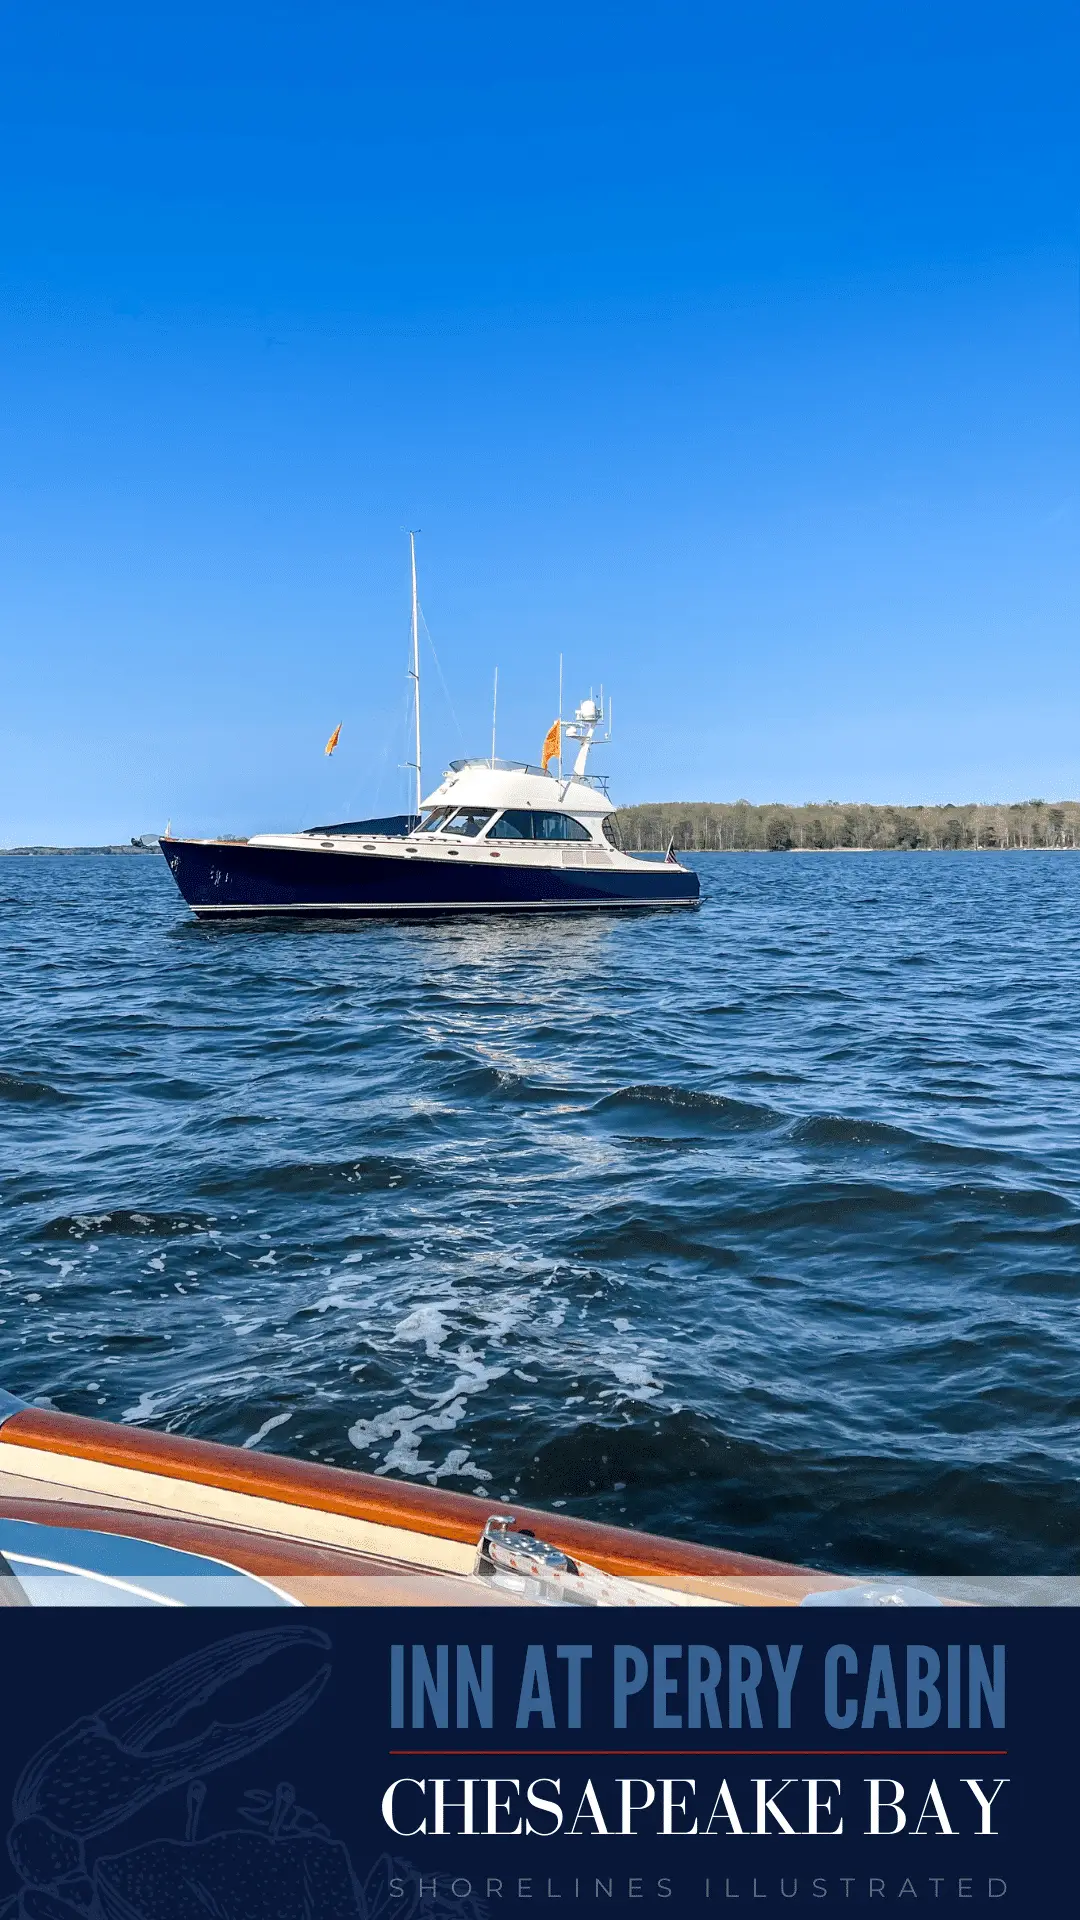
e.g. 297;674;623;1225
0;2;1076;841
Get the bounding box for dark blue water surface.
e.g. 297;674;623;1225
2;852;1078;1575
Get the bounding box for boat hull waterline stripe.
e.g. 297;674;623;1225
189;897;695;917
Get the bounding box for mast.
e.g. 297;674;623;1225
408;530;421;815
558;652;563;777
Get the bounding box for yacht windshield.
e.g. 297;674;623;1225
489;810;591;841
442;808;495;838
417;808;451;832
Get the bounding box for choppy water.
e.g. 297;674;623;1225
1;851;1078;1576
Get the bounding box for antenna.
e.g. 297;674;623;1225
407;530;422;815
491;666;499;768
558;652;563;777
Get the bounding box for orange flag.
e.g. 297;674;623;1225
540;718;561;771
324;722;342;757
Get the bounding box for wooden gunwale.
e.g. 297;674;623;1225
0;1493;444;1579
0;1494;525;1607
0;1406;816;1585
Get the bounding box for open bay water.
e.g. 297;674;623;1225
1;850;1078;1576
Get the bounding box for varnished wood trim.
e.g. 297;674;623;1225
0;1495;521;1607
0;1493;441;1579
0;1407;813;1582
0;1441;478;1575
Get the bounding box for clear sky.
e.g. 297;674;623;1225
0;2;1076;842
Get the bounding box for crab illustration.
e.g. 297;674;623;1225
2;1628;483;1920
2;1627;331;1920
93;1777;362;1920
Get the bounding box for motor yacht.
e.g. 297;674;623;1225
160;541;698;920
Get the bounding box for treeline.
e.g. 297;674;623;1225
615;800;1080;853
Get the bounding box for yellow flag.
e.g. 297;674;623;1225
324;722;342;757
540;718;561;771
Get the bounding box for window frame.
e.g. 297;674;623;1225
439;807;496;839
485;809;593;843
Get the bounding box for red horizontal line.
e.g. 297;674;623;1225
390;1750;1008;1758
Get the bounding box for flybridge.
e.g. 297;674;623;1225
446;759;611;794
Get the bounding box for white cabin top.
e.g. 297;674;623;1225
410;694;614;844
418;761;608;819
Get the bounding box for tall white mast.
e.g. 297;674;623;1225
408;530;422;815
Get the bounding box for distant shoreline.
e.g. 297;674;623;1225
615;799;1080;853
0;844;157;857
7;796;1080;859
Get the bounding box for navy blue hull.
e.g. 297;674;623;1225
160;839;699;917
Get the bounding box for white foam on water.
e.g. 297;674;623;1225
392;1303;450;1355
120;1388;170;1423
427;1446;491;1484
243;1410;292;1449
348;1395;469;1476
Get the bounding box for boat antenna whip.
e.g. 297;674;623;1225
558;652;563;777
407;530;422;815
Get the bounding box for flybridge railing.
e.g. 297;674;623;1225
445;759;611;796
446;758;550;776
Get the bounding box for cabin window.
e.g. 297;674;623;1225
602;814;624;850
487;810;531;839
534;812;591;841
442;808;495;837
417;808;450;832
488;810;591;841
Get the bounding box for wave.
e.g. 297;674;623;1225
995;1268;1080;1297
0;1072;70;1104
569;1211;741;1265
440;1062;577;1104
198;1156;424;1197
591;1084;781;1136
40;1209;216;1239
791;1112;999;1163
516;1412;1080;1575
